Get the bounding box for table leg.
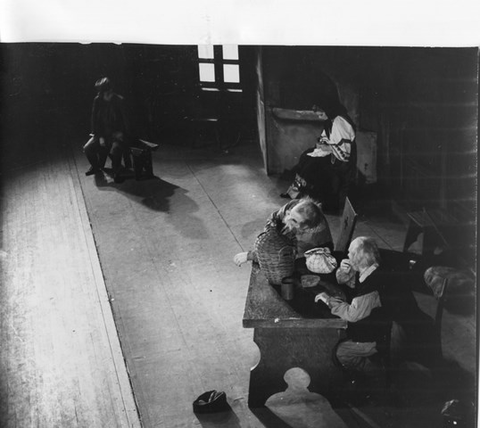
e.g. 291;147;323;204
248;327;342;408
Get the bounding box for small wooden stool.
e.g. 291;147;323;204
129;139;159;180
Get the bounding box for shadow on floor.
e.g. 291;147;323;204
93;167;212;239
250;407;295;428
244;353;476;428
328;356;476;428
266;368;349;428
93;170;179;212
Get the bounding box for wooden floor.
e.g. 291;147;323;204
0;146;140;427
1;135;476;428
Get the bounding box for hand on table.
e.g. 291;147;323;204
233;252;249;267
314;292;330;304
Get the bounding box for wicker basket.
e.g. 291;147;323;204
253;225;296;285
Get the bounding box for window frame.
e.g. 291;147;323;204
197;45;242;92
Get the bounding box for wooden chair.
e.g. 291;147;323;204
335;197;358;256
424;266;475;367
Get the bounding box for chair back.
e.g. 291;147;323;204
335;197;358;255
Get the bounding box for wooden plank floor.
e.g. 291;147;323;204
1;137;474;428
73;140;476;428
71;142;369;428
0;149;140;428
73;145;283;427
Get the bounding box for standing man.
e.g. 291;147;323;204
83;77;129;183
315;236;387;373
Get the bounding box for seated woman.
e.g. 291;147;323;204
233;197;333;267
281;100;356;212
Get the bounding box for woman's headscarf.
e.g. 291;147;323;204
317;96;355;137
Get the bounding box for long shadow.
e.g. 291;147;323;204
93;169;211;239
193;395;302;428
250;407;294;428
94;170;178;212
330;356;476;428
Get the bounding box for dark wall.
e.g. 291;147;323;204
259;46;477;213
256;46;477;265
356;48;477;213
0;43;139;152
0;43;258;154
1;44;476;219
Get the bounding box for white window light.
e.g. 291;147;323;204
223;64;240;83
222;45;239;60
199;63;215;82
198;45;214;59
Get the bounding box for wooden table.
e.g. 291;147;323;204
242;264;347;407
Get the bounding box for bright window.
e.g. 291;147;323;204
199;63;215;82
197;45;241;91
198;45;214;59
222;45;238;60
223;64;240;83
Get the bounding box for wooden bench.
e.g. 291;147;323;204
128;139;159;180
243;264;347;407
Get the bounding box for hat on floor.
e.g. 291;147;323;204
193;390;228;414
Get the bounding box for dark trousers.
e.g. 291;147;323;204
294;149;356;210
83;132;125;174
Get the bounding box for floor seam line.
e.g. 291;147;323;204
186;162;246;252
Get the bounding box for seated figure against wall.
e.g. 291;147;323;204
281;99;356;213
83;77;130;183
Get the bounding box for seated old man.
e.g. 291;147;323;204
315;236;387;373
